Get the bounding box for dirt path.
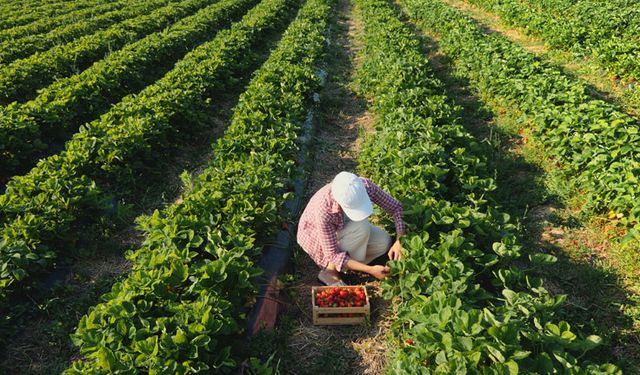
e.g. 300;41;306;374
272;0;392;373
440;0;640;118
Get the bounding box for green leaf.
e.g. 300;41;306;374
486;345;506;363
505;360;519;374
529;253;557;266
135;336;159;356
173;328;188;346
511;350;530;360
96;347;117;371
435;350;447;365
191;334;211;347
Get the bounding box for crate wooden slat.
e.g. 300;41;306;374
311;285;370;325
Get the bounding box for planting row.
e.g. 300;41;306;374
0;0;173;65
0;0;71;9
0;0;201;105
400;0;640;235
66;0;331;370
0;0;61;11
0;0;99;31
0;0;121;44
354;0;620;372
464;0;640;82
0;0;297;304
0;0;251;176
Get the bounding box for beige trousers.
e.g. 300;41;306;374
337;219;391;264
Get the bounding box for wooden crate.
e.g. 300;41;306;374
311;285;370;325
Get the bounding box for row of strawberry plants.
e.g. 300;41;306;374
0;0;298;303
0;0;97;31
0;0;62;7
0;0;205;105
464;0;640;83
0;0;210;104
0;0;63;10
489;0;640;46
0;0;72;9
0;0;118;43
354;0;621;372
0;0;174;66
400;0;640;235
0;0;249;177
65;0;331;370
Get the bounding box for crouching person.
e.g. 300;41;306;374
297;171;406;286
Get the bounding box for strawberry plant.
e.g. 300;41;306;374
0;0;107;31
0;0;207;105
400;0;640;239
0;0;299;304
465;0;640;84
353;0;621;371
66;0;331;370
0;0;256;176
0;0;110;41
0;0;172;65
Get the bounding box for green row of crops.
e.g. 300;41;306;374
0;0;102;30
0;0;297;304
0;0;198;104
0;0;173;65
0;0;110;41
353;0;620;371
399;0;640;237
66;0;331;370
464;0;640;83
0;0;254;176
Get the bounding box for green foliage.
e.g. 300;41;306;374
353;0;621;371
65;0;332;371
0;0;205;106
0;0;256;176
401;0;640;235
0;0;104;30
465;0;640;83
0;0;298;304
0;0;171;66
0;0;113;39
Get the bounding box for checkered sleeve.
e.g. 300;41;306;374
318;211;350;272
362;177;407;236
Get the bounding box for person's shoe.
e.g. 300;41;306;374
318;269;346;286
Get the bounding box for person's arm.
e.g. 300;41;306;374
361;177;406;260
361;177;406;236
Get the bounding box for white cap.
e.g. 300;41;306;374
331;172;373;221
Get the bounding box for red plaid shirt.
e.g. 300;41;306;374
297;177;406;272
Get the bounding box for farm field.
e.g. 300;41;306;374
0;0;638;373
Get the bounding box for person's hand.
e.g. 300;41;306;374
388;239;403;261
369;265;390;280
